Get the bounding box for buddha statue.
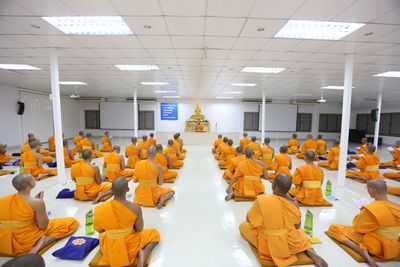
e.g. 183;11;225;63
190;104;205;120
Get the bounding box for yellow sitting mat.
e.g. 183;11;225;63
89;250;151;267
0;170;16;176
73;195;112;202
0;240;58;257
234;190;258;202
346;177;367;184
164;178;176;184
325;231;400;262
299;199;333;207
246;239;314;267
38;174;55;181
105;177;132;182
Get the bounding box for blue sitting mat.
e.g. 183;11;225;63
52;236;99;260
3;158;20;166
347;162;356;168
318;156;327;161
11;153;20;157
347;150;357;155
47;162;57;168
56;189;75;199
379;166;387;169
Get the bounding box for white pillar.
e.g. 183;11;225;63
133;87;138;137
49;48;66;183
373;91;382;148
337;54;354;187
261;90;266;142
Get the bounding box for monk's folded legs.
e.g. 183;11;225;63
156;192;174;209
93;190;113;204
304;248;328;267
239;222;257;248
28;236;55;254
137;242;158;267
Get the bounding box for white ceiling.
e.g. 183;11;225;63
0;0;399;109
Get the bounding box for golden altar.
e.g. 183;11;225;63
185;105;210;132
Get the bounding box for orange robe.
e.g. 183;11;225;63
21;144;53;163
125;145;140;169
223;155;245;180
346;154;382;180
381;147;400;167
240;195;312;266
80;139;104;158
72;135;84;154
215;142;227;160
103;152;134;182
289;164;324;206
232;159;264;197
195;123;204;132
177;137;186;153
93;200;160;266
133;160;174;207
268;154;292;179
137;141;150;159
328;200;400;259
387;186;400;196
71;162;111;200
154;153;178;181
164;147;184;168
316;139;326;155
64;147;81;167
384;172;400;180
21;151;57;177
0;153;16;164
287;139;300;154
296;140;318;159
260;146;274;170
0;194;78;255
212;138;223;153
148;137;156;147
318;146;340;170
173;139;185;160
246;142;262;159
100;136;112;152
240;138;251;150
351;143;367;160
48;136;55;152
218;146;236;169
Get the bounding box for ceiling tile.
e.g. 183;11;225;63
292;40;333;52
159;0;206;16
241;19;287;38
175;49;202;58
342;24;399;42
355;42;395;54
110;0;162;16
373;6;400;24
15;0;74;16
0;0;33;15
171;36;204;49
205;49;230;59
262;39;302;51
250;0;306;19
105;36;143;49
292;0;355;20
72;36;114;48
255;51;284;61
147;49;175;58
6;35;48;47
233;37;269;50
0;18;29;34
228;50;257;59
61;0;118;15
124;17;168;35
375;28;400;43
278;51;313;61
207;0;256;17
138;36;173;49
205;17;246;37
39;35;84;47
0;36;24;48
91;49;124;58
204;36;236;49
373;45;400;56
165;17;204;36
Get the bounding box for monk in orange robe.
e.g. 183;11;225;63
316;134;327;155
381;140;400;168
155;144;178;182
268;145;292;180
195;122;204;132
63;139;81;167
346;144;382;181
21;139;54;164
148;133;156;147
138;135;150;160
21;140;57;179
245;136;262;160
164;139;184;169
223;146;245;182
296;135;318;159
261;138;274;170
173;133;186;160
351;138;369;160
48;136;55;152
79;133;104;158
0;173;78;255
212;134;223;154
289;151;324;206
240;132;251;150
328;179;400;266
125;137;140;169
24;133;35;144
240;174;328;267
0;143;18;165
215;137;228;160
100;131;113;152
219;139;236;169
318;139;340;170
176;133;186;153
94;178;160;267
225;147;267;201
103;145;135;182
287;134;300;154
72;131;84;154
134;147;174;209
387;186;400;196
70;149;113;204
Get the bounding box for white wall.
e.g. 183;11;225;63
0;85;23;147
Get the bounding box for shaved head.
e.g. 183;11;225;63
264;138;270;144
156;144;163;151
251;136;257;142
236;146;243;153
168;139;173;145
245;147;254;158
223;137;228;143
280;145;288;153
305;150;315;162
218;134;222;139
131;137;137;143
12;173;34;192
361;138;368;144
367;144;376;153
292;134;297;138
173;133;179;139
333;139;340;146
3;254;45;267
150;133;154;137
318;134;322;139
112;177;129;197
243;132;248;137
307;135;313;139
105;131;109;135
367;179;387;195
79;131;84;136
142;135;147;141
113;145;120;152
63;139;68;147
395;140;400;147
29;139;39;149
147;147;156;158
28;133;34;139
273;174;292;194
227;139;233;146
82;149;92;159
86;133;92;138
0;144;6;154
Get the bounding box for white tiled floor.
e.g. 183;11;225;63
0;139;399;267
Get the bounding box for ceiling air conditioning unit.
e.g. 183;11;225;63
125;97;157;102
241;98;272;103
77;97;106;102
291;99;320;105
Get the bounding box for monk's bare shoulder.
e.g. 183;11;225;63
252;159;264;167
122;201;142;217
26;197;46;212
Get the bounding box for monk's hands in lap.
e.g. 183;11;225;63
35;191;44;199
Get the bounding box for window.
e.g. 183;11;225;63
356;112;400;137
85;110;100;129
139;111;154;130
319;113;341;132
356;113;376;134
379;113;390;135
296;113;312;132
244;112;259;131
389;113;400;136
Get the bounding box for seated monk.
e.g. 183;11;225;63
316;134;327;155
223;146;245;182
21;140;57;179
173;133;186;160
346;144;382;182
148;133;156;147
245;136;262;160
261;138;274;170
125;137;140;169
94;178;160;267
225;147;267;201
21;139;54;164
240;132;251;150
318;139;340;170
104;145;135;182
212;134;223;154
287;134;300;154
351;137;369;160
48;135;55;152
164;139;184;169
0;173;78;255
219;139;236;169
100;131;113;152
176;133;186;154
289;151;324;206
0;143;19;166
154;144;178;182
63;139;81;167
381;140;400;168
138;135;150;159
134;147;175;209
240;174;328;267
387;186;400;196
24;133;35;145
296;135;318;159
79;133;104;158
72;131;84;154
328;179;400;266
195;121;204;132
71;149;113;204
268;145;292;180
215;137;228;160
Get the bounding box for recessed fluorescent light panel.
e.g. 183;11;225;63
154;91;176;93
115;65;159;71
42;16;133;35
216;96;234;99
162;96;180;98
59;81;87;85
321;86;354;90
225;92;243;94
230;83;257;87
141;82;169;85
373;71;400;78
275;20;365;40
0;64;40;70
241;67;285;73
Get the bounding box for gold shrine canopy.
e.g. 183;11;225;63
185;104;210;132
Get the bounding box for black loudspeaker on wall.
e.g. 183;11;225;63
17;101;25;115
371;109;378;122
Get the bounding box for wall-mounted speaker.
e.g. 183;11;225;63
17;101;25;115
371;109;378;122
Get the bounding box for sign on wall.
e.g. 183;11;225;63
160;103;178;120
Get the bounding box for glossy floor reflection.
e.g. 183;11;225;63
0;139;399;267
